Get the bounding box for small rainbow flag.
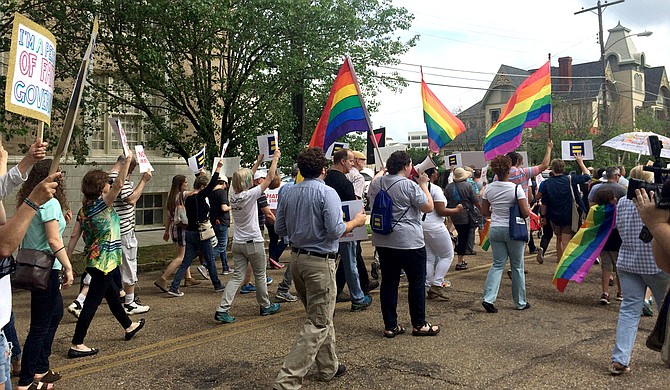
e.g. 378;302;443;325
480;218;491;251
553;204;616;292
421;73;466;153
309;57;371;153
483;61;552;160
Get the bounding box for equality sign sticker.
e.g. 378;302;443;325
257;131;279;162
339;200;367;242
4;13;56;125
561;140;593;161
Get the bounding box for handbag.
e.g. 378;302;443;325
509;184;529;242
198;220;216;242
646;288;670;353
11;248;56;291
568;176;581;233
174;192;188;227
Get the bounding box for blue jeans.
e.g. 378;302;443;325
1;312;20;365
483;226;527;308
277;263;292;293
0;329;11;390
213;224;230;272
612;270;670;366
377;246;427;330
19;270;63;386
267;223;288;261
171;230;222;291
338;241;364;303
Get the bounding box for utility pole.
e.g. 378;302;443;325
575;0;625;131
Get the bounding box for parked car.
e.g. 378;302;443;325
360;168;374;210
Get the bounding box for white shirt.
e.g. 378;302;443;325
422;183;447;230
230;185;264;243
483;181;526;227
0;276;11;328
346;167;365;199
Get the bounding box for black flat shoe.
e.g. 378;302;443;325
482;301;498;313
67;347;99;359
125;318;145;341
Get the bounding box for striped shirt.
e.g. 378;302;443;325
109;171;135;235
616;197;664;274
509;165;540;200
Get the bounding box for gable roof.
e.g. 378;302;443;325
644;66;665;103
551;60;603;101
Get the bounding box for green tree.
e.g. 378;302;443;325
635;107;670;135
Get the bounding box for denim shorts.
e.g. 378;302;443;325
0;330;10;387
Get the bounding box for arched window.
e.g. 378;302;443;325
634;73;643;91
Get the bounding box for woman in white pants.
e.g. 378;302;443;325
422;167;463;300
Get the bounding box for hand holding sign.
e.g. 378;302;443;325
134;145;153;173
108;117;131;158
257;131;279;162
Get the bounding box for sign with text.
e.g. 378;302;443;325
325;142;348;160
339;200;367;242
561;140;593;160
188;146;206;174
108;117;131;157
257;131;279;162
374;144;407;171
134;145;153;173
4;13;56;125
265;187;280;210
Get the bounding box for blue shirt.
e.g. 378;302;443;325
275;178;346;254
538;173;591;226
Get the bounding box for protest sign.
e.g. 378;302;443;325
4;13;56;126
265;188;280;210
374;145;407;171
325;142;348;160
134;145;153;173
339;200;367;242
108;117;131;157
257;131;279;162
213;156;241;178
49;18;98;174
561;140;594;160
188;146;206;174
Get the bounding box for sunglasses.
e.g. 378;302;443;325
108;179;114;185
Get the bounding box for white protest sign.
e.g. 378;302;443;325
257;131;279;162
4;13;56;125
374;144;407;171
325;142;348;160
220;139;230;158
265;187;280;210
134;145;153;173
561;140;594;161
339;200;367;242
444;153;462;168
108;117;131;157
216;156;241;178
188;146;206;174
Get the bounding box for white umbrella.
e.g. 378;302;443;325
601;131;670;159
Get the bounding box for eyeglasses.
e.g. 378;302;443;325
108;179;114;185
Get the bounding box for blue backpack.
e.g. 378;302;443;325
371;179;408;235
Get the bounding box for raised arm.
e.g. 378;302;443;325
125;170;153;205
260;150;281;193
538;139;554;172
104;151;133;206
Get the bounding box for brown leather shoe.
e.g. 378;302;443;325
184;277;201;287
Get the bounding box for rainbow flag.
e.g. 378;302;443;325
483;61;552;160
309;57;371;153
480;218;491;251
553;204;616;292
421;75;466;153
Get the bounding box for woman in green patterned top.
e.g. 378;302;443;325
65;152;145;359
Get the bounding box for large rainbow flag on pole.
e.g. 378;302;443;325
421;71;466;153
553;204;616;292
309;57;372;153
483;61;552;160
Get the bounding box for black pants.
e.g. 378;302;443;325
336;241;371;293
377;246;426;330
454;223;470;256
540;221;554;253
72;267;132;345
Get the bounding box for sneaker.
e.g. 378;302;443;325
536;248;544;264
351;295;372;312
336;292;351;302
426;289;437;300
167;289;184;297
240;283;256;294
275;291;298;302
334;363;347;377
214;311;236;323
214;284;226;293
183;277;201;287
154;277;168;292
615;292;623;301
260;302;281;316
608;278;614;287
197;265;210;280
124;301;150;315
609;361;630;375
371;261;380;280
266;277;273;285
642;300;654;317
365;280;380;293
67;301;82;318
428;285;450;300
455;263;467;271
442;280;452;288
222;269;231;275
599;292;611;305
268;258;284;269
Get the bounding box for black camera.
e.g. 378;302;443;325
626;135;670;208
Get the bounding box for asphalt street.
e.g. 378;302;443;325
9;240;669;389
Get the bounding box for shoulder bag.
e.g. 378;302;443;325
194;194;216;243
568;176;581;233
12;248;55;291
174;192;189;227
509;184;529;242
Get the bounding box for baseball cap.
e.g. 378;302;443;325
254;170;267;180
352;151;366;160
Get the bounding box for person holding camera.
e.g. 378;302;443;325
609;166;670;375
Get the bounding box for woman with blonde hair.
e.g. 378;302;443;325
155;175;198;291
215;151;281;323
15;160;74;389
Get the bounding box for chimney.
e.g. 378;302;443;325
558;56;573;92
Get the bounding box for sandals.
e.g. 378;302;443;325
35;369;61;383
383;325;406;338
412;322;440;336
21;381;54;390
455;263;468;271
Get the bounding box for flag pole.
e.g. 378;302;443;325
548;53;552;139
37;121;44;142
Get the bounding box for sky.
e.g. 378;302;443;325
370;0;670;143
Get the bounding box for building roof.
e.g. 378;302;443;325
551;60;603;101
644;66;665;103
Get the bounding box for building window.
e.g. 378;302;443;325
135;193;164;227
634;74;643;91
490;109;501;124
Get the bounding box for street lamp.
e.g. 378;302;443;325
600;30;653;128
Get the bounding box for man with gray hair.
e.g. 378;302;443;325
588;166;627;207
